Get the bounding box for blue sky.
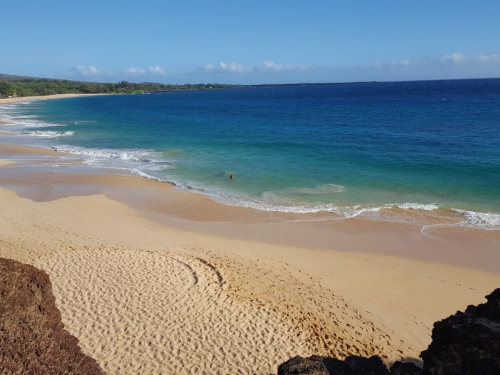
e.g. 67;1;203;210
2;1;500;84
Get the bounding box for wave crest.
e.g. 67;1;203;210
20;130;74;138
453;209;500;230
395;203;440;211
287;184;345;195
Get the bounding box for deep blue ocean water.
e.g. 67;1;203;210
1;79;499;229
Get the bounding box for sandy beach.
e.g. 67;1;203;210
0;141;499;374
0;93;108;106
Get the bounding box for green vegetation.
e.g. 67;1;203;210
0;78;240;98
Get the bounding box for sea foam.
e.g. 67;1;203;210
286;184;345;195
20;130;74;138
395;203;441;211
453;209;500;230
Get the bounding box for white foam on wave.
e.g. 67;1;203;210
0;115;64;129
19;130;74;138
395;202;441;210
215;193;339;214
203;193;446;225
286;184;345;195
50;146;174;178
0;102;64;129
54;146;152;162
453;209;500;230
131;169;168;181
120;152;131;160
195;188;420;218
421;208;500;240
328;205;386;218
208;195;442;217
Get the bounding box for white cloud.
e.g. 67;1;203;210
260;60;310;72
198;60;311;74
149;65;166;75
122;67;146;76
475;53;500;63
372;53;500;70
390;59;411;66
215;61;247;72
189;52;500;81
441;53;464;62
228;62;245;72
76;65;100;76
262;61;275;69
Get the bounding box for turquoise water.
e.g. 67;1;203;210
1;79;499;228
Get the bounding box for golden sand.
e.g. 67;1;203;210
0;144;499;374
0;93;108;105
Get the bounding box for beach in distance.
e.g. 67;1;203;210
1;81;499;374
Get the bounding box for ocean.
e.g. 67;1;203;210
1;79;499;231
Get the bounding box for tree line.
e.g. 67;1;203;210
0;79;240;98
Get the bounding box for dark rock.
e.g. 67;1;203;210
277;288;500;375
389;361;422;375
0;257;103;374
278;355;389;375
325;355;389;374
278;355;329;375
420;288;500;375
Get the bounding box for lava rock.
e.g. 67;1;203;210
420;288;500;375
277;355;329;375
0;257;103;374
277;288;500;375
389;361;422;375
278;355;389;375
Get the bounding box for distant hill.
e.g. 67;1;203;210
0;73;48;81
0;73;95;84
0;73;162;85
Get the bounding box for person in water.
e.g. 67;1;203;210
229;173;234;180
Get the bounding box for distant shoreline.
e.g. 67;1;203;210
0;93;109;105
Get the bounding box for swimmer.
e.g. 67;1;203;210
229;173;234;180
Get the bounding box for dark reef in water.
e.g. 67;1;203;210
278;288;500;375
0;257;103;374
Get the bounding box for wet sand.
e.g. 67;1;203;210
0;143;499;374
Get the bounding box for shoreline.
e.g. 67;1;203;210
0;93;110;105
1;144;499;372
1;95;498;234
0;142;499;272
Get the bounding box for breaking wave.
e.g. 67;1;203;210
453;209;500;230
286;184;345;195
19;130;74;138
395;203;441;210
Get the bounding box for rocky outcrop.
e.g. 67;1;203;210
278;288;500;375
278;356;420;375
277;355;329;375
0;257;103;374
389;361;422;375
420;288;500;375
